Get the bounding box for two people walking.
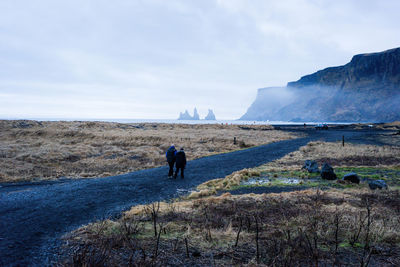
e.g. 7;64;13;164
166;144;186;179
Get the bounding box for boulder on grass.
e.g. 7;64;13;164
192;249;201;257
343;172;360;184
321;163;337;180
368;180;388;190
302;160;320;173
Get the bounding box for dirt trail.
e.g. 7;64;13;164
0;128;390;266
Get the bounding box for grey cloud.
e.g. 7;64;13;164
1;0;399;119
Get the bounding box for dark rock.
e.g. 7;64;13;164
343;172;360;184
302;160;320;173
320;163;337;180
368;180;388;190
64;155;80;162
18;122;33;128
192;249;201;257
13;121;39;129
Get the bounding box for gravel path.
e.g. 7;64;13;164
0;128;389;266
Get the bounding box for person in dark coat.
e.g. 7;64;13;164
174;148;186;179
166;144;176;177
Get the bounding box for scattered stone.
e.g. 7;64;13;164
192;249;201;257
14;121;35;129
302;160;320;173
343;172;360;184
320;163;337;180
368;180;388;190
64;155;80;162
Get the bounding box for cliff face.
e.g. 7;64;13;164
240;87;293;121
288;47;400;89
241;47;400;122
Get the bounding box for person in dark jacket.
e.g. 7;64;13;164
166;144;176;177
174;148;186;179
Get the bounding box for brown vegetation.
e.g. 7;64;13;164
58;139;400;266
382;121;400;129
61;188;400;266
186;141;400;197
268;141;400;170
0;120;297;182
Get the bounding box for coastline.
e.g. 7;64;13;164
0;117;356;125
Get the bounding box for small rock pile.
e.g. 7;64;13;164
302;160;320;173
321;163;337;180
342;172;360;184
301;160;388;190
368;180;388;190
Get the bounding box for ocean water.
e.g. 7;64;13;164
93;119;307;125
2;117;354;125
8;118;327;125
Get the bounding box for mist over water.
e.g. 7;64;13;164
242;84;400;122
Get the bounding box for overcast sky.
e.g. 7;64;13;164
1;0;399;120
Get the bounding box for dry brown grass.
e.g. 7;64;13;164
385;121;400;125
0;120;298;183
188;168;261;199
382;121;400;129
61;188;400;266
59;138;400;265
266;141;400;170
187;141;400;197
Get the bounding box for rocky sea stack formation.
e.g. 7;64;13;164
204;109;216;120
178;108;200;120
178;108;217;120
241;47;400;122
178;110;194;120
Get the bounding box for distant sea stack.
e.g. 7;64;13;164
204;109;216;120
178;108;200;120
193;108;200;120
177;108;217;120
178;110;194;120
241;47;400;122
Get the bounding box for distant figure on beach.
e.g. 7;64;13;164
166;144;176;177
174;148;187;179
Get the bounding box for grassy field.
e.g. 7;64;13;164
188;141;400;197
0;120;298;183
60;140;400;266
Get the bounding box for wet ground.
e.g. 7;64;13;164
0;127;396;266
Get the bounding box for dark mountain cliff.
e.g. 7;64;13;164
241;48;400;122
288;47;400;89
